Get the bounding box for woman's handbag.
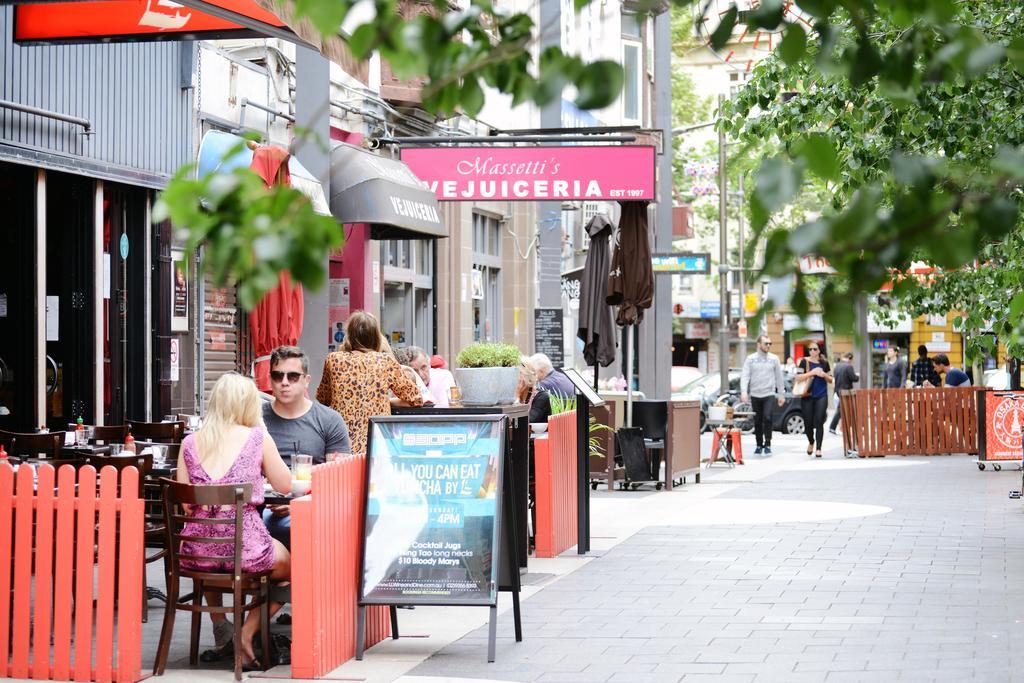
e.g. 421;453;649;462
792;360;812;397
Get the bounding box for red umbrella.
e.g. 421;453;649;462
248;144;304;392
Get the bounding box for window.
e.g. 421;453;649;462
381;239;433;351
472;212;502;342
622;42;641;122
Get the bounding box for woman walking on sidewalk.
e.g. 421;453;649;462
796;344;833;457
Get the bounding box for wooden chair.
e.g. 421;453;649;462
83;452;168;623
0;429;65;459
153;479;272;681
128;420;184;444
91;424;128;444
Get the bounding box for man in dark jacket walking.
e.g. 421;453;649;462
829;352;859;436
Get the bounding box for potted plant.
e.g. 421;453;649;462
455;342;522;406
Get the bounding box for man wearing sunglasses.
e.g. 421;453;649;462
262;345;351;548
740;335;786;456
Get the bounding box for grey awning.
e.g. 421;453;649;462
329;142;446;240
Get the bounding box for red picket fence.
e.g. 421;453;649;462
0;462;144;683
841;388;981;456
534;412;578;558
290;455;389;678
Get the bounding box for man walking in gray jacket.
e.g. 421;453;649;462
741;335;786;456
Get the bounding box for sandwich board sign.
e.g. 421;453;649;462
357;414;521;661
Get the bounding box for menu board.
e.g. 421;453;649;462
534;308;564;370
360;416;506;606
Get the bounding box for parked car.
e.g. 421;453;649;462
671;365;703;393
673;371;805;435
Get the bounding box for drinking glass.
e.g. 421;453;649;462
292;454;313;482
110;444;124;455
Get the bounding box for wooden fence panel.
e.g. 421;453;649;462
0;463;144;683
291;456;390;679
534;412;578;558
844;388;980;456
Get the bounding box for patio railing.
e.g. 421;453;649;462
0;463;144;683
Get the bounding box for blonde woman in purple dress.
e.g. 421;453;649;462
176;372;291;668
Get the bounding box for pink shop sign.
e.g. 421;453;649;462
400;145;656;202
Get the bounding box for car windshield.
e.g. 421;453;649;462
679;373;721;394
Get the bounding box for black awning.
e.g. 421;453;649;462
329;142;446;240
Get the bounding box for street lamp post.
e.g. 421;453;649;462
718;95;730;391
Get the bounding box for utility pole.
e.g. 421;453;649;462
717;94;730;390
737;174;747;360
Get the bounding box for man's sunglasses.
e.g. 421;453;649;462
270;371;305;383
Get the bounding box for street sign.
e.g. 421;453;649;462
651;253;711;274
699;300;721;319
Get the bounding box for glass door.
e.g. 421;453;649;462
0;163;39;430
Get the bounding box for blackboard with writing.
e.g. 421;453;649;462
360;416;506;606
534;308;564;370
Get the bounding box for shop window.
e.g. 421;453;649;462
622;42;642;123
472;212;502;342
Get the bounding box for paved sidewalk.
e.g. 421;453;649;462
83;431;1024;683
399;438;1024;682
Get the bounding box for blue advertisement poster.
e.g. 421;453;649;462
360;416;505;606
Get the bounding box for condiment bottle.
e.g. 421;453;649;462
124;432;136;454
76;416;86;445
0;445;8;461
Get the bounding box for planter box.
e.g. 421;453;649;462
454;367;520;406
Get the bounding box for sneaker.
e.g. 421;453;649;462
763;447;772;456
753;447;763;456
828;429;838;435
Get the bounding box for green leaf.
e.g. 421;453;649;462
779;23;807;66
797;134;839;181
965;43;1005;78
747;0;784;30
574;60;624;110
293;0;351;37
794;0;836;19
786;220;830;254
992;146;1024;177
1008;38;1024;72
709;6;738;51
460;75;485;117
754;156;803;214
848;33;883;86
1010;291;1024;320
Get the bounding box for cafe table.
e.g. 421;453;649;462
391;404;531;570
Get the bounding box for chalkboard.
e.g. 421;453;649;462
534;308;564;369
360;415;506;606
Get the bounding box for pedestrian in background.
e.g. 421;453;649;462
740;335;785;457
796;343;833;457
829;352;859;437
784;356;797;381
910;344;941;387
882;346;907;388
926;354;972;387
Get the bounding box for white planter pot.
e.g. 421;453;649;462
454;367;521;406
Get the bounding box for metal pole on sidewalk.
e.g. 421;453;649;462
718;95;730;390
738;174;747;360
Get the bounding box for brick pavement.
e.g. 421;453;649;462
407;451;1024;682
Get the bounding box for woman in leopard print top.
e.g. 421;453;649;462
316;311;422;454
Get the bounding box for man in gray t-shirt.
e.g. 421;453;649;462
262;400;350;466
262;345;351;548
